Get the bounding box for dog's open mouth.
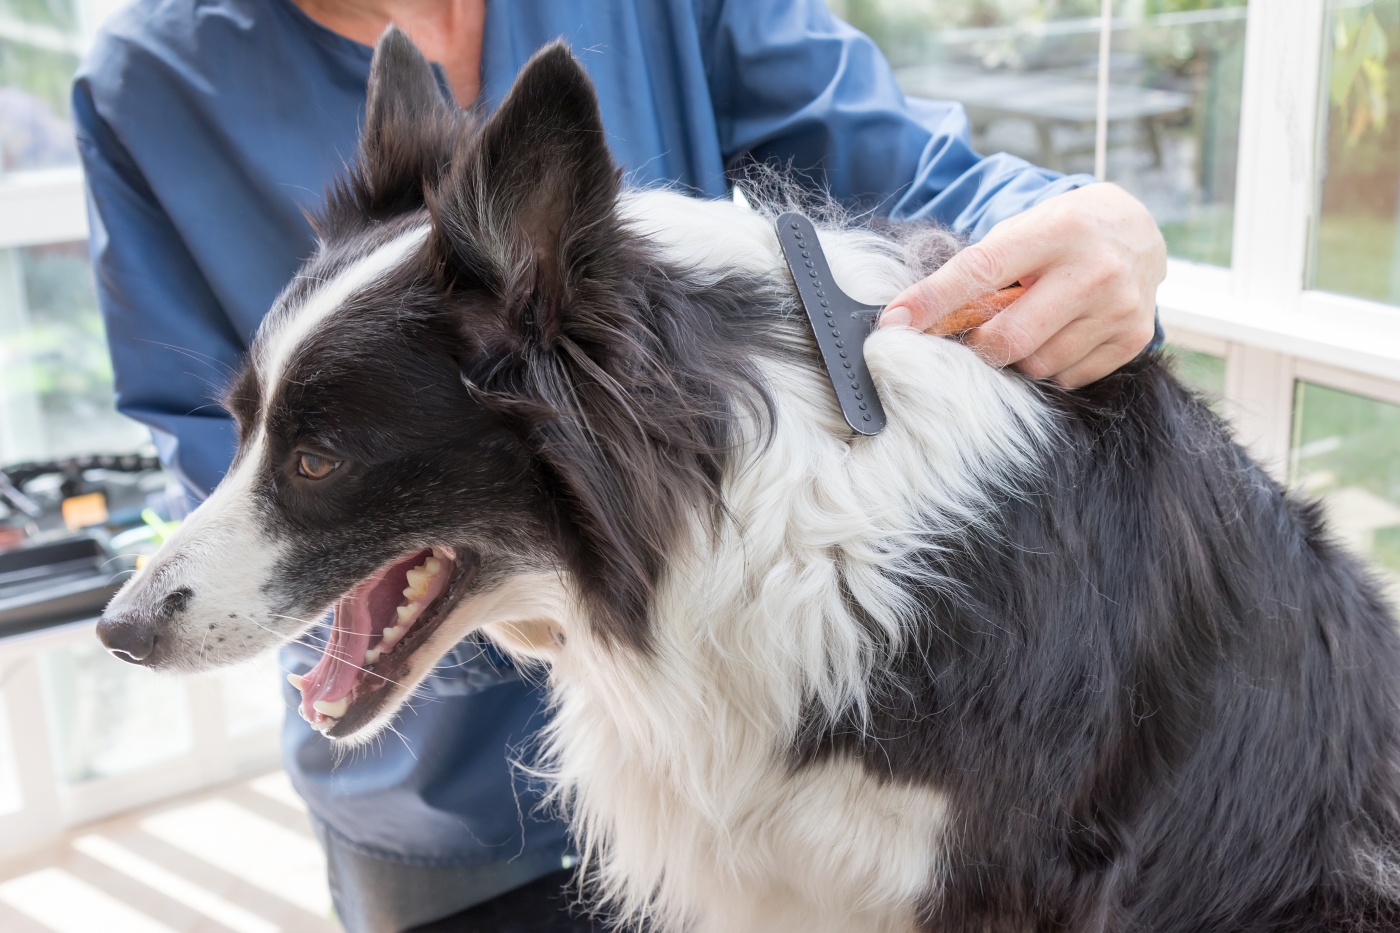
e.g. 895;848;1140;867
288;546;476;736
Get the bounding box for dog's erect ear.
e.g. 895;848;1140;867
364;26;449;163
430;41;620;337
319;27;455;235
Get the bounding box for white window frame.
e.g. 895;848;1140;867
1159;0;1400;478
0;169;88;250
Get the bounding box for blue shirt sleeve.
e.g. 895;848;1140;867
73;77;240;502
698;0;1098;240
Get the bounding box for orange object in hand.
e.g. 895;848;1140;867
926;285;1025;337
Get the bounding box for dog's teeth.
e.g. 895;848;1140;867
381;625;405;649
313;697;350;719
364;647;382;664
431;546;449;561
311;716;337;734
405;567;432;591
396;604;418;624
424;557;442;575
403;583;427;601
287;672;305;691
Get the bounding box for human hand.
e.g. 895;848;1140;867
880;183;1167;388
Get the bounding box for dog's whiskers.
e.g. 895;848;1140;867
261;613;420;691
268;612;335;631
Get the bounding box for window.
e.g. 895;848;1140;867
1165;343;1226;398
840;0;1400;623
0;243;146;464
1313;0;1400;307
1107;1;1246;266
0;0;143;466
841;0;1106;174
0;0;82;174
1291;381;1400;601
0;0;281;860
837;0;1248;266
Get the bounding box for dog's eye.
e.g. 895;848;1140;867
296;453;342;480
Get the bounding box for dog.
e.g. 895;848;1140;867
98;29;1400;933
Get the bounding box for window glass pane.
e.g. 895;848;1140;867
1290;381;1400;604
840;0;1107;176
834;0;1246;267
1313;1;1400;306
1107;0;1247;266
41;642;193;783
1164;343;1226;398
0;0;82;173
0;243;147;465
0;692;22;815
221;654;288;738
0;0;80;30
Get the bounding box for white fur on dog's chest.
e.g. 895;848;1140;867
545;661;948;933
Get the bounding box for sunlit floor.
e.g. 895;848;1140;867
0;771;338;933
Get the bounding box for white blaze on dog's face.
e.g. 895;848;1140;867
96;31;699;741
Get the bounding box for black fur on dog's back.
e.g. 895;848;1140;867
798;354;1400;931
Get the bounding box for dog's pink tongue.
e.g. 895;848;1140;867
299;595;373;722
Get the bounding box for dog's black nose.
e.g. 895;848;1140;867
97;612;158;663
97;587;190;664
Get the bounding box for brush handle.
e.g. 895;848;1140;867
928;285;1025;336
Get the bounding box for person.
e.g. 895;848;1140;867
73;1;1166;929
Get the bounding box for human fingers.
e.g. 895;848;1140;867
1053;341;1145;389
1008;318;1106;383
880;221;1061;332
961;266;1090;369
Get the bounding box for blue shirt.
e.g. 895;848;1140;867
73;0;1094;865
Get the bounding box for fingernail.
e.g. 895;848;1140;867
880;305;912;328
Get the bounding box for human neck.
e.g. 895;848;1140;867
294;0;485;105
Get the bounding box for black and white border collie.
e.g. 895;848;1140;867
100;29;1400;933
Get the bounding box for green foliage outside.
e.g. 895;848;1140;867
0;43;78;121
1163;345;1226;403
1159;204;1234;267
1318;3;1397;209
2;246;122;435
0;0;78;30
1293;382;1400;504
1315;2;1400;305
1;0;82;170
1330;7;1389;146
1291;382;1400;579
1314;212;1398;304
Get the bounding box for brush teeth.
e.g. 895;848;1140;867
290;546;457;733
